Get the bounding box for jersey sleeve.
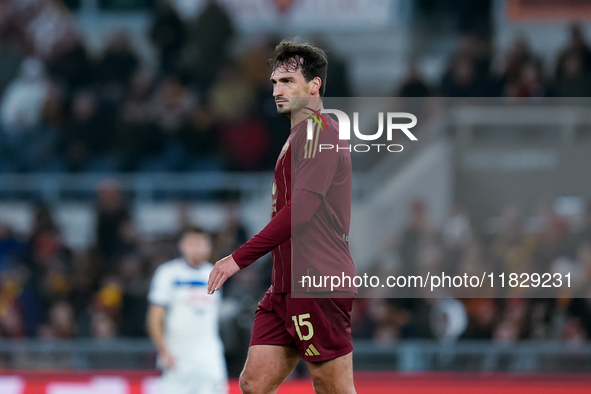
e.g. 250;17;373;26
232;200;291;268
148;265;172;307
231;189;323;269
293;122;339;197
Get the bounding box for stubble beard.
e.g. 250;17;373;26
278;97;309;117
276;104;291;115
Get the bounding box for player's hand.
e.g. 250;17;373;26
208;254;240;294
160;349;176;370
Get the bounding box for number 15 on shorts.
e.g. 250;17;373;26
292;313;314;341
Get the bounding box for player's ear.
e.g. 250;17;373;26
310;77;322;96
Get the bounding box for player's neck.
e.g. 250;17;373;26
185;259;205;268
290;100;323;127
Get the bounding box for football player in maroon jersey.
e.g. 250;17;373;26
208;39;356;394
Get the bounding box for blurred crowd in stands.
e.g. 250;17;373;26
2;0;591;346
0;179;266;340
397;23;591;98
0;0;297;172
353;199;591;344
1;0;591;173
1;182;591;343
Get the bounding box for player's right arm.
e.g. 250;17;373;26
208;123;334;294
147;265;175;369
207;190;323;294
147;304;176;369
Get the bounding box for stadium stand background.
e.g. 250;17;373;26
2;0;591;389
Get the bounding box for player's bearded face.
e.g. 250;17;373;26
271;60;312;115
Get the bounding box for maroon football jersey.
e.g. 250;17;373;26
232;114;356;294
290;115;356;293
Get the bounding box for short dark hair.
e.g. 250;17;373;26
179;226;210;240
268;38;328;97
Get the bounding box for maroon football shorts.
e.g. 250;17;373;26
249;290;354;362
